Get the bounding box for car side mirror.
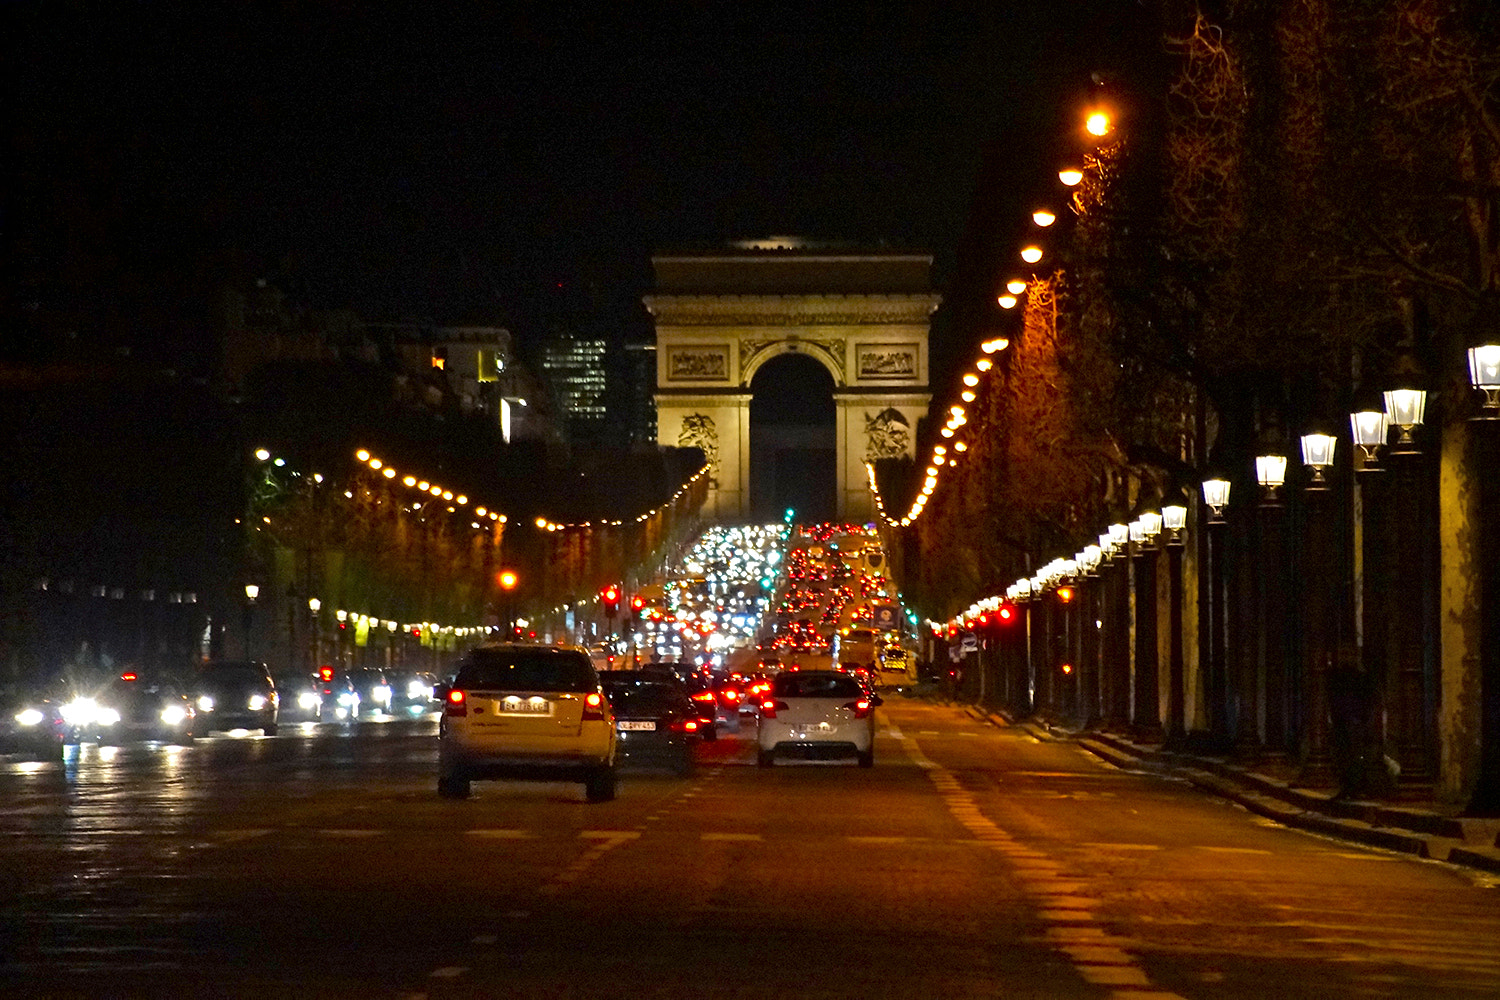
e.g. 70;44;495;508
433;683;450;703
870;695;884;707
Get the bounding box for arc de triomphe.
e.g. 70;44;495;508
646;243;937;523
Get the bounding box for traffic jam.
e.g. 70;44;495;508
3;523;919;789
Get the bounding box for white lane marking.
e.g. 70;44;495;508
316;829;383;838
1198;846;1272;855
1078;842;1162;851
579;830;641;840
847;836;910;845
428;966;467;979
465;829;532;839
701;833;761;842
209;829;273;843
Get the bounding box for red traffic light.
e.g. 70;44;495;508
318;666;334;681
631;595;645;611
1056;586;1075;603
998;603;1016;622
121;671;138;682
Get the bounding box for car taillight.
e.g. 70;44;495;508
670;717;700;733
720;688;739;703
846;699;872;719
445;689;467;717
760;699;786;719
690;690;716;704
582;691;607;721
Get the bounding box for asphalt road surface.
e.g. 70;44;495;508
3;696;1498;999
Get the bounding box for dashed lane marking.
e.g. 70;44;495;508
465;829;532;839
315;829;384;838
701;833;762;842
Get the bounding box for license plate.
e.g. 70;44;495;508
617;721;656;731
496;696;551;715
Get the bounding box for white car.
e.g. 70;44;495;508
438;644;617;801
756;670;879;768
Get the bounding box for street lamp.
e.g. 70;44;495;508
1256;454;1288;507
1383;387;1427;455
1202;478;1231;524
1300;432;1337;490
1469;343;1500;418
243;584;259;660
1350;408;1389;470
1021;245;1044;264
1161;497;1188;547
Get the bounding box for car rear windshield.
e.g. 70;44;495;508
772;673;864;699
602;683;682;715
456;649;597;693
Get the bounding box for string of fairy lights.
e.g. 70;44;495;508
868;107;1116;529
533;463;712;532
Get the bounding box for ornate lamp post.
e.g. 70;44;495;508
243;584;259;660
1162;489;1189;745
307;597;321;672
1300;432;1337;490
1256;454;1287;507
1201;478;1230;525
1384;387;1428;456
1467;342;1500;813
1350;408;1388;471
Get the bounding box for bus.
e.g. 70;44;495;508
834;626;879;677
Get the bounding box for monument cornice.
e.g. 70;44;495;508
645;293;940;327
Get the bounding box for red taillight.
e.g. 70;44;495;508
582;691;607;721
848;698;872;719
671;717;699;733
720;688;739;703
690;690;716;704
760;699;785;719
445;689;467;717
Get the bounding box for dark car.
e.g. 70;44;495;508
274;671;325;724
598;673;699;776
192;660;278;736
313;666;361;721
0;683;67;760
91;672;196;745
390;670;439;716
347;668;393;717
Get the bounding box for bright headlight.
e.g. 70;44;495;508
337;692;358;707
61;698;97;726
247;695;267;711
161;705;188;726
407;680;431;700
372;685;391;703
197;695;215;712
14;708;44;727
297;692;321;710
97;707;121;726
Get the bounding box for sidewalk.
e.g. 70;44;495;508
960;706;1500;876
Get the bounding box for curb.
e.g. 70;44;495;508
1069;731;1500;874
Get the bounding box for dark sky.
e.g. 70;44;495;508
8;2;1155;340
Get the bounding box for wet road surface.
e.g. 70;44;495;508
2;697;1497;998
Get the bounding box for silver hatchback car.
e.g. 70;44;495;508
438;644;617;801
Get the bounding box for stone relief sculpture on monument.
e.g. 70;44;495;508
864;407;911;461
677;413;720;486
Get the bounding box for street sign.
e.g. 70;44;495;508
873;605;899;630
960;633;978;652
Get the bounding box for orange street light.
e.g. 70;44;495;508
1058;168;1083;186
1006;279;1026;295
1021;246;1043;264
1032;209;1056;227
1086;111;1111;137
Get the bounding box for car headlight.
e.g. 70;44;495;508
248;695;267;711
14;708;44;727
61;698;98;726
407;680;431;700
96;707;121;726
197;695;215;712
161;705;188;726
337;692;357;706
372;684;391;703
297;691;321;710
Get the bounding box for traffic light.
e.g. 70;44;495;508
630;595;645;620
1056;585;1075;603
997;601;1017;624
602;585;621;616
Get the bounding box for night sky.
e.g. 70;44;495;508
8;3;1155;346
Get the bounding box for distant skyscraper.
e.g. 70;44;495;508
538;332;608;440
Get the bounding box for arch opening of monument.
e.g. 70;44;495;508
749;351;836;524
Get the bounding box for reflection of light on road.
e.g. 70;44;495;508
96;745;119;763
13;761;52;776
228;728;253;738
298;721;317;733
